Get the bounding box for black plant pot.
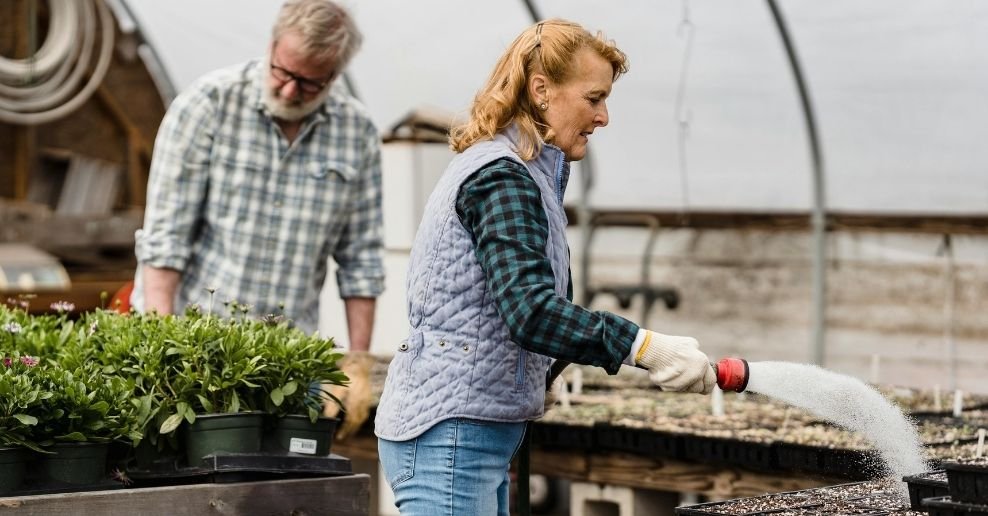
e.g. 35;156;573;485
182;412;264;467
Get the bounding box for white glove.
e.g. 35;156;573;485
635;330;716;394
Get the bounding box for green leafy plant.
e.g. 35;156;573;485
254;316;346;422
32;363;145;446
157;307;268;435
0;353;50;452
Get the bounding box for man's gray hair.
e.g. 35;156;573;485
273;0;363;69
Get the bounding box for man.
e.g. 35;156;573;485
132;0;381;440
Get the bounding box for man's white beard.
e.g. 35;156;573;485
261;57;332;121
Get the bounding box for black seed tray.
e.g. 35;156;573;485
904;470;950;511
681;435;776;472
126;452;352;487
821;448;882;480
674;498;821;516
594;423;683;459
775;442;879;480
943;461;988;505
852;491;913;513
530;422;594;451
775;442;824;474
923;496;988;516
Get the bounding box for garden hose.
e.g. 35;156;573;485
0;0;115;125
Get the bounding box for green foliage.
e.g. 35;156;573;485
32;364;145;447
0;353;50;452
0;298;347;448
254;317;345;423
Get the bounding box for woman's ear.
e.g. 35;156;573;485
529;73;548;106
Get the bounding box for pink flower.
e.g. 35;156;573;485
19;356;38;367
2;358;11;367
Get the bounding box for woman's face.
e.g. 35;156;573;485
540;48;614;162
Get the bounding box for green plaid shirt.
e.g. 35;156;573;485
455;158;638;374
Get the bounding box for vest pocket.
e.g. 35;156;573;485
513;349;527;392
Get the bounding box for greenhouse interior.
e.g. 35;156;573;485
0;0;986;515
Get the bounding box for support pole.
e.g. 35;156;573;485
767;0;828;366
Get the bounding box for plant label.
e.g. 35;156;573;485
290;438;318;455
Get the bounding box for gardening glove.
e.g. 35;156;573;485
322;351;374;441
635;330;716;394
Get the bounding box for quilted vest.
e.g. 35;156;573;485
374;128;571;441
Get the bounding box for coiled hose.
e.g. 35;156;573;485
0;0;115;125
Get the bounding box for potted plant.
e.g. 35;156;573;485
32;363;145;485
156;306;269;467
0;353;49;493
70;309;177;468
255;315;346;456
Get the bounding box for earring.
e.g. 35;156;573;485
539;102;548;111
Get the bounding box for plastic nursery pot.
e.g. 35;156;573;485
40;442;110;485
0;446;29;494
943;459;988;505
269;415;337;456
903;470;949;511
922;495;988;516
182;413;264;467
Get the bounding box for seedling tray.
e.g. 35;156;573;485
530;421;594;451
775;442;879;480
943;461;988;505
674;482;881;516
923;496;988;516
126;452;352;487
594;423;683;459
0;477;125;498
681;435;776;472
903;470;950;511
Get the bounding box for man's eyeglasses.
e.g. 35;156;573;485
270;63;334;94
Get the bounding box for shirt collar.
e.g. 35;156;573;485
501;124;571;203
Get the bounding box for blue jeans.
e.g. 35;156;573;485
378;418;527;516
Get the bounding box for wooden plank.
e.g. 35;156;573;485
13;127;34;200
0;212;143;249
564;208;988;234
0;475;370;516
529;448;839;499
96;86;151;206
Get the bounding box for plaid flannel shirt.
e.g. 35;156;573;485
455;158;638;374
134;60;384;333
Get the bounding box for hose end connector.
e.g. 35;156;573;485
714;357;749;393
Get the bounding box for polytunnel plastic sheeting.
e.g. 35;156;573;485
124;0;988;216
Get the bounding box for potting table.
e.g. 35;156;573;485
0;474;369;515
334;432;842;500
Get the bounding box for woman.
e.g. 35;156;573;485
375;19;716;514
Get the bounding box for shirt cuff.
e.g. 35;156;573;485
623;328;649;367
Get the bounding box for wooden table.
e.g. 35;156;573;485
0;475;370;516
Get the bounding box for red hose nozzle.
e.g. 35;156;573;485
714;357;749;393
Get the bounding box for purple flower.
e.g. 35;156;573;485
3;322;21;334
50;301;75;313
19;356;38;367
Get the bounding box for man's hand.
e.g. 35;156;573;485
635;330;716;394
322;351;375;441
